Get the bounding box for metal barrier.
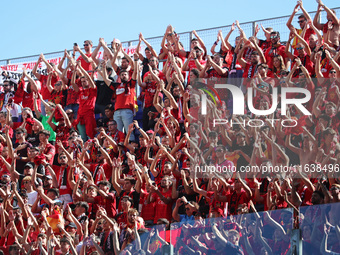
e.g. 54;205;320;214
1;7;340;67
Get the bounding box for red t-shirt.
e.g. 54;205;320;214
321;79;340;104
110;79;136;111
42;143;55;165
109;130;125;144
291;54;314;77
154;189;173;223
53;124;71;151
94;193;117;218
259;39;272;53
13;79;41;111
187;59;206;84
78;87;97;115
66;85;80;105
39;74;59;100
77;53;92;71
90;163;112;184
265;44;287;70
206;190;226;216
140;190;157;221
142;81;158;108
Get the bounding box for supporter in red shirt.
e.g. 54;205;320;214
103;54;138;141
46;77;67;107
285;28;314;77
85;181;117;219
237;46;263;88
73;40;94;72
112;174;140;212
140;182;157;226
265;31;288;70
286;2;315;47
257;25;273;53
72;63;97;139
183;46;206;84
107;120;125;144
139;58;165;131
87;148;112;185
200;54;229;88
14;69;41;113
38;130;55;165
217;177;252;215
44;152;74;207
136;32;160;79
151;176;174;224
315;50;340;105
0;147;11;178
47;105;72;152
32;53;59;115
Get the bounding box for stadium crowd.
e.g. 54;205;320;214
0;0;340;254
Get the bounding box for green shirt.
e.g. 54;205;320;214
39;115;56;142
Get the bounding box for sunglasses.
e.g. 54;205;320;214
296;47;304;50
298;20;305;23
83;44;89;46
270;35;278;39
329;71;336;74
59;156;67;159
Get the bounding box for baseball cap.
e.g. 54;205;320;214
66;222;77;229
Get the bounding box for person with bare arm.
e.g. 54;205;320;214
313;0;340;48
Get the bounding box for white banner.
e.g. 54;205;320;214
0;56;63;83
0;44;145;84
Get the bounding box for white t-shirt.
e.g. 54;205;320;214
27;191;38;206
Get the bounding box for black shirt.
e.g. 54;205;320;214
95;79;114;106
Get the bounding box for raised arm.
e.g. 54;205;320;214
74;44;93;63
313;3;324;30
140;33;158;58
160;80;178;109
192;30;207;56
236;42;248;69
224;23;236;50
23;68;39;93
320;0;340;26
47;108;57;130
78;63;96;89
32;56;42;80
286;3;300;29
